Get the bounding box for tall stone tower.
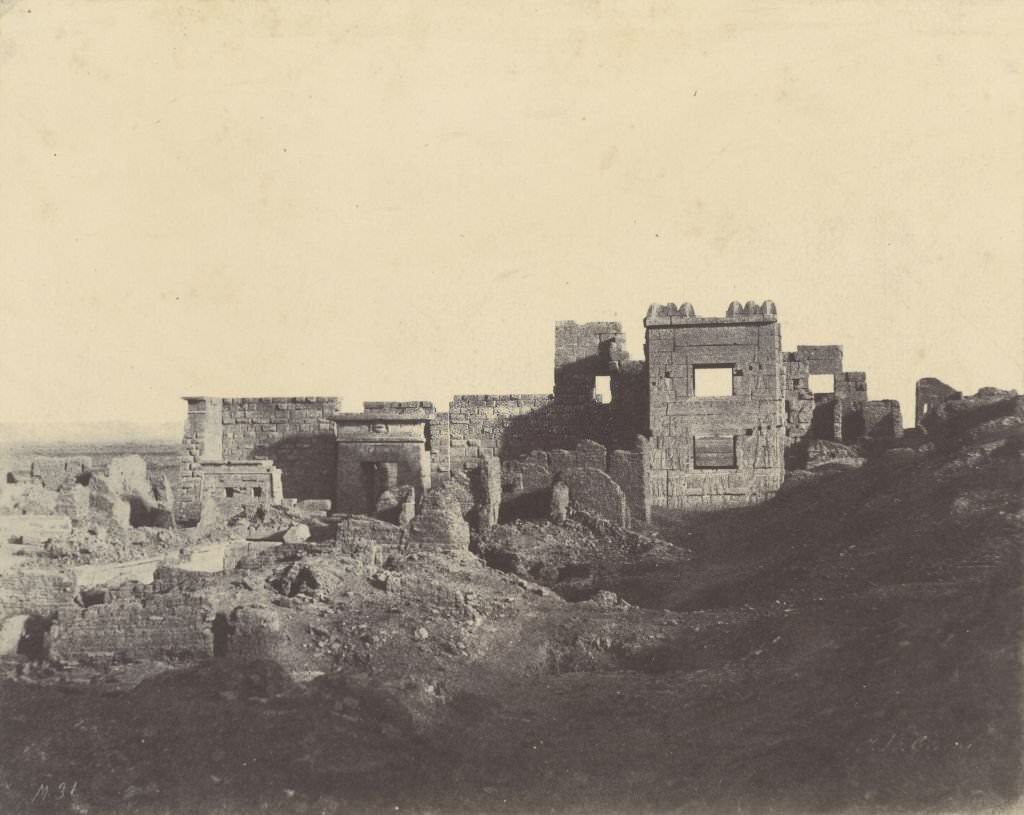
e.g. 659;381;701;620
644;300;785;510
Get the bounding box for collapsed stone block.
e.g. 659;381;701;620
335;516;405;566
407;483;470;553
0;514;72;545
107;454;152;498
30;456;90;490
0;482;59;515
88;474;131;529
805;440;865;469
550;480;570;524
55;482;90;521
862;400;903;439
376;485;416;526
467;454;502;530
282;523;312;544
561;466;629;528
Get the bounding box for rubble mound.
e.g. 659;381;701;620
474;519;681;601
924;387;1023;446
135;657;298;701
805;439;865;470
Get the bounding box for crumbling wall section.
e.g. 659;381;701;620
862;399;904;439
836;371;869;442
447;394;553;473
0;569;75;619
916;377;962;428
428;411;451;480
467;454;502;530
220;398;338;500
783;352;815;449
554;320;627;401
30;457;91;490
199;461;281;516
501;438;648;526
176;397;339;525
783;346;883;452
407;483;471;553
176;397;223;526
608;439;651;524
56;590;213;661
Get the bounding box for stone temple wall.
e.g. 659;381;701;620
171;304;901;519
219;398;338;499
175;397;339;525
443;322;649;478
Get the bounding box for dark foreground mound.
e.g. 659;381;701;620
0;392;1020;814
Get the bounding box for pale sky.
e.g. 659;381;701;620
1;0;1021;427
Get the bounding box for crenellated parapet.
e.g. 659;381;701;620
645;300;778;326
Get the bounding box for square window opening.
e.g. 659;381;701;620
594;375;612;404
809;374;835;394
253;486;263;498
225;487;236;498
693;365;734;397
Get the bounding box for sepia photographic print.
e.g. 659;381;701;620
1;1;1022;813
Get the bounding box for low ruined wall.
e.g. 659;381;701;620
336;515;405;548
861;400;903;439
29;457;91;489
502;439;648;526
74;558;166;589
56;591;213;661
0;514;72;545
0;569;76;619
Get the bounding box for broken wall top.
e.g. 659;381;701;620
644;300;778;327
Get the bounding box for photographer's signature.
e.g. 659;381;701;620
865;732;975;753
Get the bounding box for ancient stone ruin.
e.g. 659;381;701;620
3;297;1011;686
177;301;905;520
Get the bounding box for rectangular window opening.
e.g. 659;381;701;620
694;436;738;469
594;375;612;404
253;486;263;498
693;365;734;397
225;487;236;498
809;374;835;395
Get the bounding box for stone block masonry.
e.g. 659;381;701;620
176;397;339;525
220;398;338;498
29;457;91;489
447;394;554;474
172;300;903;520
501;438;649;526
645;301;786;510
